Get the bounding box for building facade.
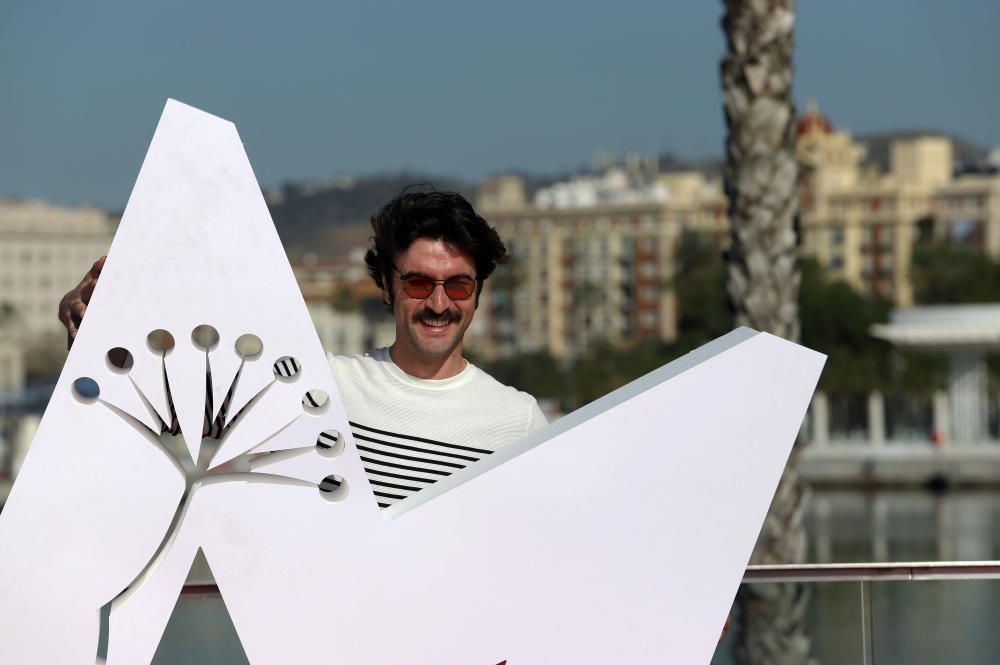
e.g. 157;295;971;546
291;255;395;356
0;199;114;337
471;169;727;360
473;108;1000;360
797;105;1000;306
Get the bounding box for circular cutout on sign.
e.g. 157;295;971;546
273;356;301;382
191;324;220;351
234;334;263;360
319;475;348;502
315;429;343;458
147;329;175;355
72;377;101;404
302;389;330;415
106;347;134;374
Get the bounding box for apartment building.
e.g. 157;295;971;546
474;107;1000;360
291;254;395;356
0;199;114;337
472;168;726;360
797;105;1000;305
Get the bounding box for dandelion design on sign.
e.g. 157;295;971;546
0;100;824;665
83;326;348;662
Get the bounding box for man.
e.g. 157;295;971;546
59;188;547;509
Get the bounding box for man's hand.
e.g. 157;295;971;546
58;256;106;350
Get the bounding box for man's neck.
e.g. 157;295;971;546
388;344;467;380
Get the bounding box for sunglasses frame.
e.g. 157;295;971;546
392;266;479;301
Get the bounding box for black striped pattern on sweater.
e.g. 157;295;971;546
349;421;493;508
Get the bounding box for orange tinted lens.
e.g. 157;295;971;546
444;277;476;300
401;275;435;298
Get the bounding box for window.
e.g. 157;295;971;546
830;227;844;245
830;255;844;270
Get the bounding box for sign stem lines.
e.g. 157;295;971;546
81;326;341;664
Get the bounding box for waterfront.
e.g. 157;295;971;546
710;487;1000;665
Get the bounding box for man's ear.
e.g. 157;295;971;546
381;271;394;307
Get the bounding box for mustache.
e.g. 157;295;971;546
413;309;461;325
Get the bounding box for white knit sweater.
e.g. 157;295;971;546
328;347;547;508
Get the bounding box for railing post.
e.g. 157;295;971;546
868;391;885;447
932;390;950;447
810;391;829;448
860;580;875;665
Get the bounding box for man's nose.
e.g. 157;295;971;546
425;283;452;312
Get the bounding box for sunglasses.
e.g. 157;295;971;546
393;266;478;300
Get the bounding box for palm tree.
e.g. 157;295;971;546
720;2;812;664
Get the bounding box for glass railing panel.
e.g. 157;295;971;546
711;581;865;665
152;592;249;665
157;573;1000;664
869;578;1000;665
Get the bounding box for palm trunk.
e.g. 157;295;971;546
720;1;812;664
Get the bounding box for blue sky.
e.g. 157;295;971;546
1;0;997;208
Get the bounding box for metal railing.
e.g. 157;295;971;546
176;562;1000;665
743;560;1000;582
740;561;1000;665
179;560;1000;594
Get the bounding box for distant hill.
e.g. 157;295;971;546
266;173;472;258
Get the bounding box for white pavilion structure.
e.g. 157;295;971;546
871;304;1000;443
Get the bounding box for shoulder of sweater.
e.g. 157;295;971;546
468;364;540;407
327;349;382;369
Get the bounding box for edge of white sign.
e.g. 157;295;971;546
386;325;762;519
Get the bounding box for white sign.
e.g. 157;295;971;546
0;100;825;665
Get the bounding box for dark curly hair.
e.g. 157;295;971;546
364;186;509;305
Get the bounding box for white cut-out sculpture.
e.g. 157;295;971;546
0;100;825;665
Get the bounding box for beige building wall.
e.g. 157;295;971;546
476;176;526;212
473;194;700;359
796;106;997;307
931;175;1000;256
0;200;114;336
890;137;953;189
308;303;368;356
0;331;25;393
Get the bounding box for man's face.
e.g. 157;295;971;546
386;238;478;363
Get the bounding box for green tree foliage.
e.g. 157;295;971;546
479;350;567;402
565;340;670;407
912;239;1000;304
798;258;893;392
331;285;359;312
911;236;1000;390
671;231;731;351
